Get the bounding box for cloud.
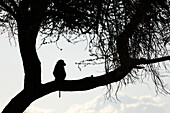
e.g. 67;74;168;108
64;94;168;113
24;106;53;113
0;106;53;113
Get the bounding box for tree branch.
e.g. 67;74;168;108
39;66;133;98
135;56;170;65
2;90;36;113
117;0;152;65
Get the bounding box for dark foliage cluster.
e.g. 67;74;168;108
40;0;100;42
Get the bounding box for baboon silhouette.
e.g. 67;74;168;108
53;59;66;81
53;59;66;97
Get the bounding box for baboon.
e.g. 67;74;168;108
53;59;66;97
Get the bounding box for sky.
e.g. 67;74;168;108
0;33;170;113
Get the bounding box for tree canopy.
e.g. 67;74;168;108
0;0;170;113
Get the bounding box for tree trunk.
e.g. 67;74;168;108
18;20;41;90
2;9;44;112
2;21;41;113
2;1;49;112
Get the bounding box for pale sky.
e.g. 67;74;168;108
0;33;170;113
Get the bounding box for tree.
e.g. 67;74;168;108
0;0;169;112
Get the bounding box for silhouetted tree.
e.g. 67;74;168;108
0;0;169;113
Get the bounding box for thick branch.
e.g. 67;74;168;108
2;90;38;113
39;56;170;98
136;56;170;65
117;0;152;65
39;66;133;98
38;56;170;98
